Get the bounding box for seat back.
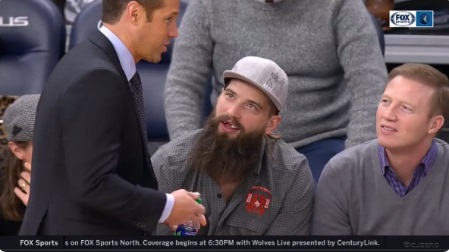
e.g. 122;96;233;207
0;0;66;95
68;0;103;50
69;0;189;142
138;62;170;141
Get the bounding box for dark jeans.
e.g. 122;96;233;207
296;137;345;183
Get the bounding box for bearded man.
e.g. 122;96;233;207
153;56;314;235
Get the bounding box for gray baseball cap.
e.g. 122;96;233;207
3;94;40;142
223;56;288;111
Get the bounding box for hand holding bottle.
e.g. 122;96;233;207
174;198;204;236
164;189;207;231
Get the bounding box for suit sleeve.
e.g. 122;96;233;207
59;69;166;233
312;160;352;235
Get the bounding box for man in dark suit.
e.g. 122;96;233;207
20;0;205;235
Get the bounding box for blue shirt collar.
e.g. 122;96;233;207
378;140;437;175
99;25;136;81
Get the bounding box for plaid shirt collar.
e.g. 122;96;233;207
378;140;437;197
378;140;437;176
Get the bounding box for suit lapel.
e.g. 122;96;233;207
88;31;156;181
89;30;128;81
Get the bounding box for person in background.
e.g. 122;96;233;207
0;96;17;171
50;0;95;24
313;64;449;235
154;56;314;235
0;95;39;235
164;0;388;181
64;0;96;24
20;0;205;235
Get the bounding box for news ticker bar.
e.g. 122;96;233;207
0;236;448;250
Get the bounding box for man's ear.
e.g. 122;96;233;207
8;141;25;160
428;115;444;135
126;1;141;24
265;115;281;135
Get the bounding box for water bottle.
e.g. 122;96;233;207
173;198;202;236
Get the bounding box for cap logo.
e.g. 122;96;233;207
263;72;285;94
12;124;22;137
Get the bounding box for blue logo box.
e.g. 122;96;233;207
416;11;434;27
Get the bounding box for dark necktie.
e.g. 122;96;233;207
130;72;156;183
129;72;148;141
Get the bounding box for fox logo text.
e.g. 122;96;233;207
81;240;95;246
390;11;415;27
0;16;29;27
389;11;434;28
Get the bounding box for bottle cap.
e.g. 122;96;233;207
195;198;202;204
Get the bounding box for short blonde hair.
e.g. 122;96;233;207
388;63;449;120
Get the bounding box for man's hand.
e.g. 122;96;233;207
165;189;207;229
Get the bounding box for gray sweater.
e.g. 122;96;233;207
165;0;388;148
313;139;449;235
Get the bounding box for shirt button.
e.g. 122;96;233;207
217;193;222;199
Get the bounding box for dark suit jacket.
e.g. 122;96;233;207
19;31;166;235
0;218;21;235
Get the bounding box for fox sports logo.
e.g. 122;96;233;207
390;11;415;26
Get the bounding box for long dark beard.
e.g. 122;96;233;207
187;114;265;183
